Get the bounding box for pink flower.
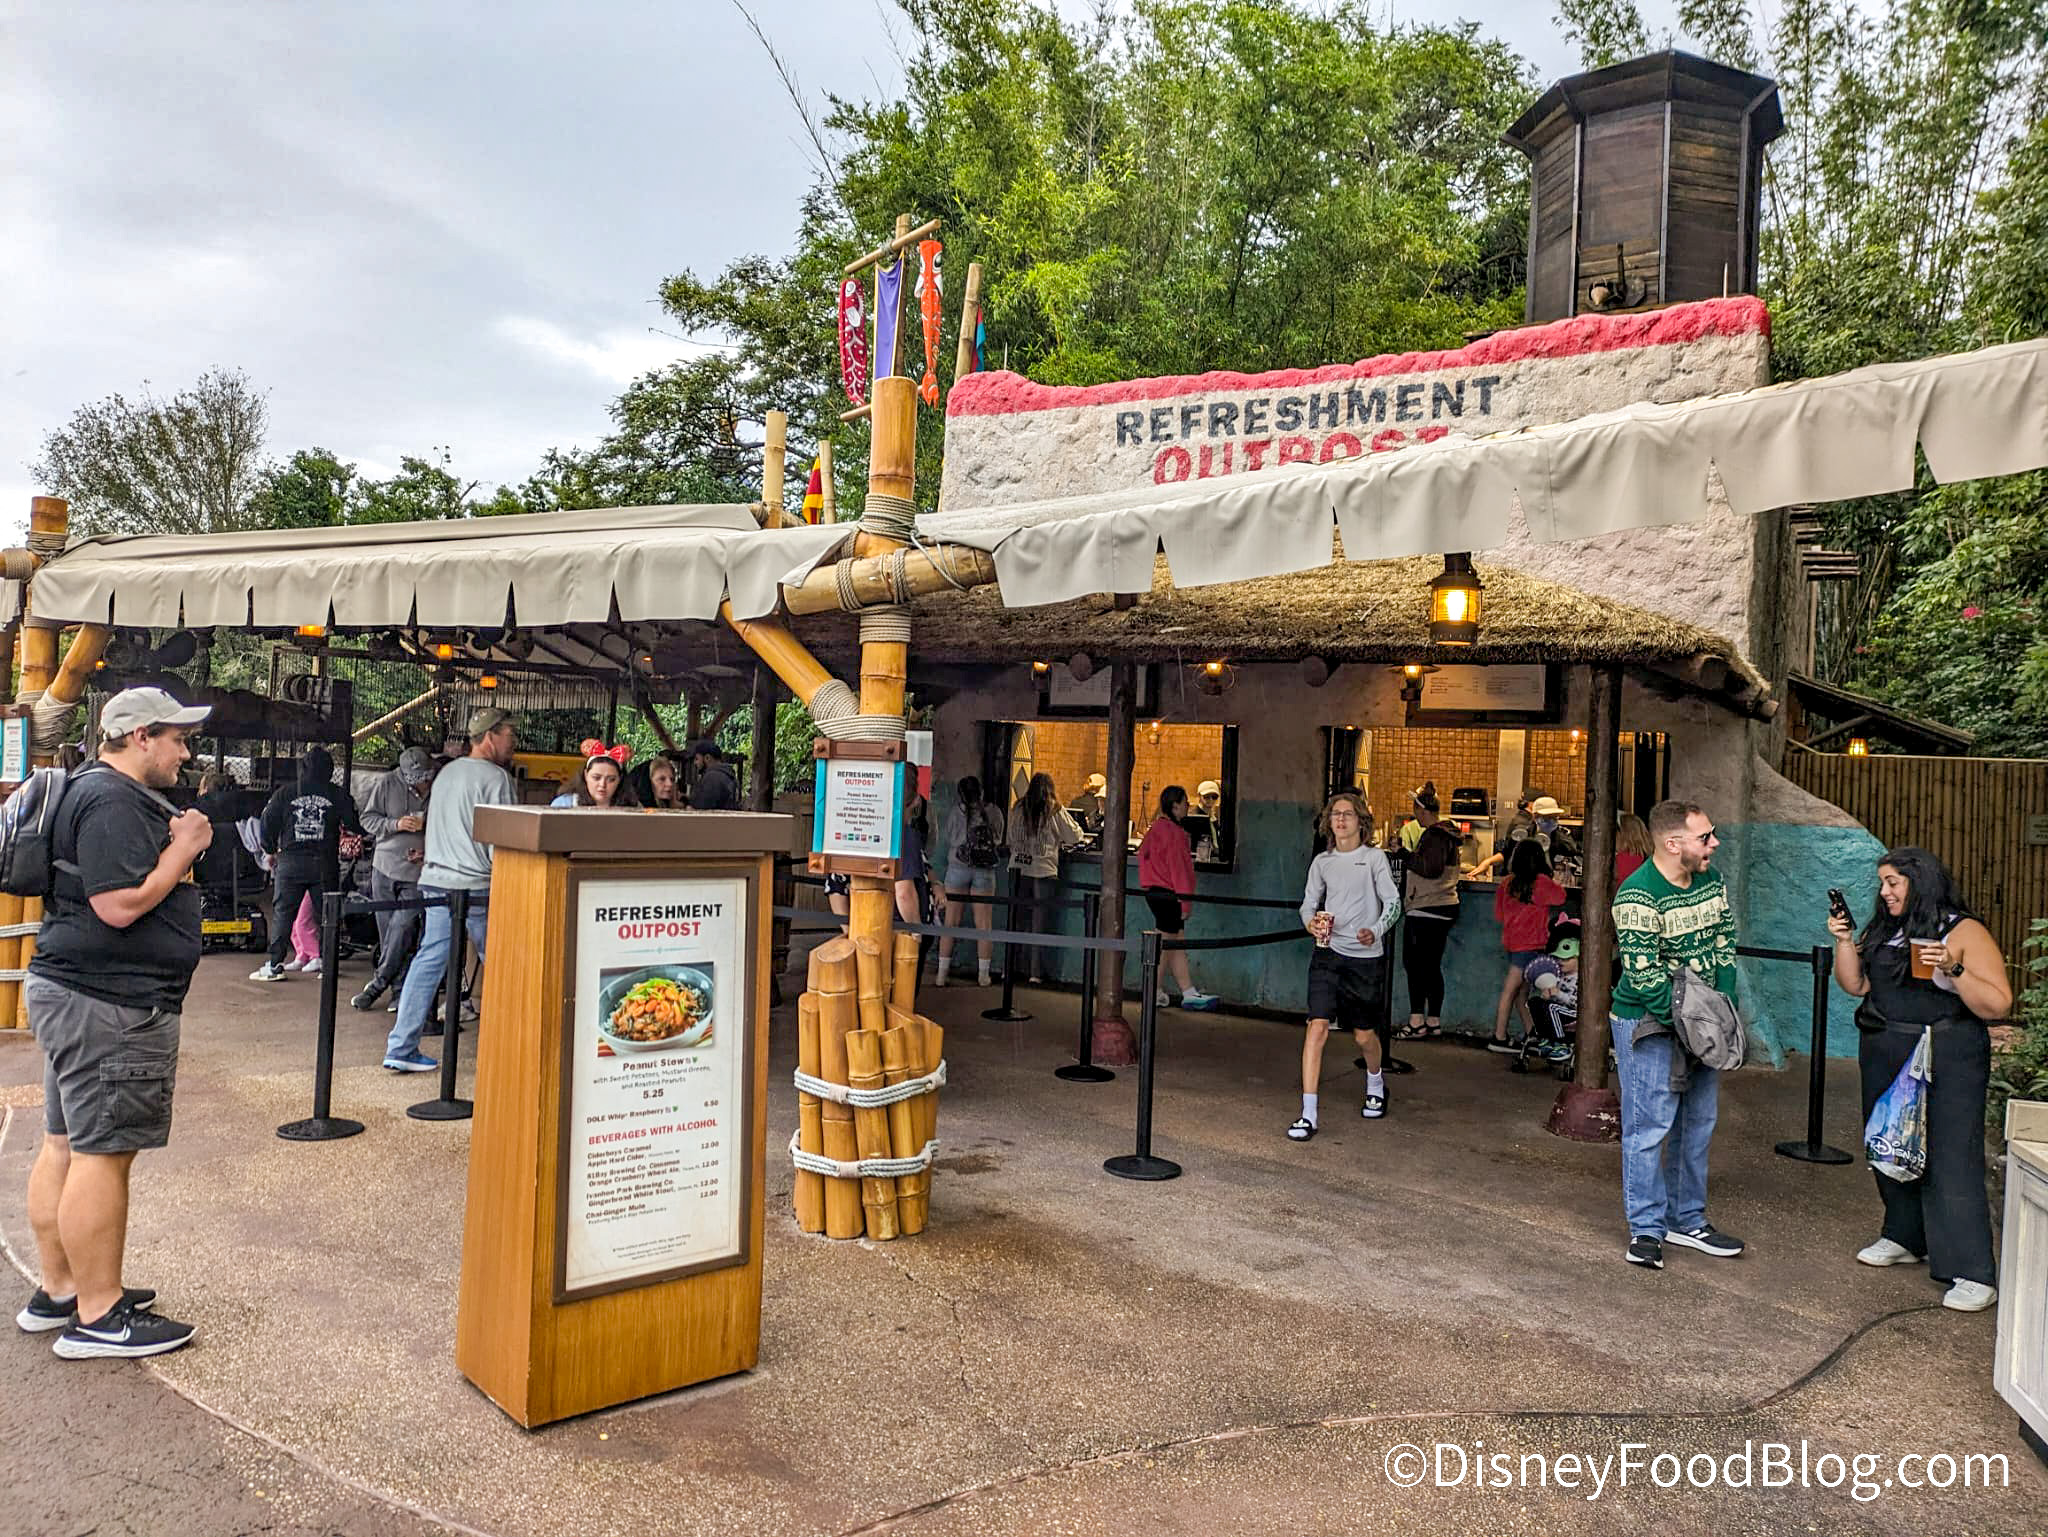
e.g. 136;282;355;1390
1962;605;1984;619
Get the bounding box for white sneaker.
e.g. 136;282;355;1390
933;970;949;989
1855;1237;1923;1267
1178;989;1220;1011
279;957;307;973
1942;1279;1997;1312
1155;990;1172;1008
977;966;992;987
302;957;322;976
249;963;287;983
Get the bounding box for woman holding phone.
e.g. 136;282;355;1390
1827;847;2011;1312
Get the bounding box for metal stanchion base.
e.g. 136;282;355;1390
1054;1063;1116;1083
982;1005;1033;1022
277;1116;365;1142
1774;1139;1854;1165
1105;1153;1182;1181
407;1099;474;1122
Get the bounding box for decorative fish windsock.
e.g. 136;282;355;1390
836;279;868;406
916;239;944;405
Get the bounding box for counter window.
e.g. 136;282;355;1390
987;719;1239;871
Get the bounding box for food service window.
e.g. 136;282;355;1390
987;719;1239;872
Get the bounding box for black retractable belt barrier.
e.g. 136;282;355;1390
1056;890;1115;1083
982;868;1033;1024
277;890;365;1142
1105;931;1182;1182
409;888;475;1122
1775;943;1854;1164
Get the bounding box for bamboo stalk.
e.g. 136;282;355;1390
351;684;449;744
842;216;942;277
44;624;110;710
811;937;864;1239
10;497;68;1029
762;410;788;529
854;935;888;1038
952;260;983;385
844;1029;901;1240
881;1006;929;1236
795;991;824;1233
719;603;837;707
891;930;921;1012
920;1016;945;1162
779;543;997;617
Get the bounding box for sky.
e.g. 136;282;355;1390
0;0;1693;541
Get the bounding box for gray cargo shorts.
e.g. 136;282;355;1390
26;973;181;1154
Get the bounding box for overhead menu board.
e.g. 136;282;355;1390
558;871;752;1300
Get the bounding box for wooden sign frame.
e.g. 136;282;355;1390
810;738;904;879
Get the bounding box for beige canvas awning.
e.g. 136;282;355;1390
913;337;2048;608
19;502;846;629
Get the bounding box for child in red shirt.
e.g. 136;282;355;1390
1490;838;1567;1052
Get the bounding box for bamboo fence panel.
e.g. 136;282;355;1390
1785;752;2048;961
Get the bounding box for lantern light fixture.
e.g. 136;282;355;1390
434;642;456;661
1847;737;1870;757
296;624;326;640
478;674;499;690
1031;660;1050;676
1427;552;1484;645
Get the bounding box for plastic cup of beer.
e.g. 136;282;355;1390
1313;911;1334;948
1909;939;1941;980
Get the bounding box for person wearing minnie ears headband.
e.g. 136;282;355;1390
550;740;637;808
1828;847;2011;1312
18;687;213;1359
1288;791;1401;1140
382;708;517;1074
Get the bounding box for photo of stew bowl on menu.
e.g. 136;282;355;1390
595;964;715;1054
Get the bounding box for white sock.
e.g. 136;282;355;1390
1301;1092;1319;1126
1367;1071;1385;1096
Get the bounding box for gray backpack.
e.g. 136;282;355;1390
1671;966;1747;1070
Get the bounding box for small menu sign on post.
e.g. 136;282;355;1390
0;715;28;785
811;739;904;878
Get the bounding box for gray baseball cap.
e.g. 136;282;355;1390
466;706;511;740
100;686;210;739
396;746;436;785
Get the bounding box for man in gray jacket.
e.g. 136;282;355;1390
351;746;434;1012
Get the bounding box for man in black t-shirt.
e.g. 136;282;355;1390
687;738;741;811
250;745;363;983
18;687;213;1360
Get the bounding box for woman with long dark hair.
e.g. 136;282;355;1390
1489;836;1565;1052
1401;782;1462;1039
550;746;638;809
937;775;1005;987
1008;772;1082;984
1828;847;2011;1312
1137;785;1217;1008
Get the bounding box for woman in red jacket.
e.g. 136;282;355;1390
1490;837;1567;1052
1137;785;1218;1010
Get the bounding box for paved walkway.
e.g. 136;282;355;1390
2;951;2042;1535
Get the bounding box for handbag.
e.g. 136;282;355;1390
1864;1027;1933;1181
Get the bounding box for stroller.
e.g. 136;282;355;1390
1510;917;1580;1080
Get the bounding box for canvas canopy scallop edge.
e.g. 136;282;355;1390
910;337;2048;610
10;502;848;630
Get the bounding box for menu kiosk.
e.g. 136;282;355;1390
455;806;789;1428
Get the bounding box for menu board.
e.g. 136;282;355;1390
559;871;750;1299
0;716;26;784
813;756;904;867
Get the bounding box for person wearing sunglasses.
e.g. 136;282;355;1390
1611;799;1745;1272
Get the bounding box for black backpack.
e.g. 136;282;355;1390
960;807;1002;869
0;767;78;897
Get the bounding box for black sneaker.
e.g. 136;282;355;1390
16;1286;157;1334
52;1298;193;1359
1626;1236;1665;1269
1362;1090;1387;1119
349;982;385;1011
1664;1223;1745;1258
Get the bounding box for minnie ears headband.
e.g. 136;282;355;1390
579;739;631;765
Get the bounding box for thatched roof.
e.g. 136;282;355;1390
798;554;1766;695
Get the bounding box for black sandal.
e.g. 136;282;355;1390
1286;1117;1317;1142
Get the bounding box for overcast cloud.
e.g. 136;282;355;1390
0;1;1683;540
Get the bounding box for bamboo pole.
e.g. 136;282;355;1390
43;623;111;712
795;991;825;1233
952;260;983;385
811;937;864;1239
842;216;942;277
719;604;837;707
0;620;18;1031
920;1015;945;1173
818;441;837;524
780;543;997;617
845;1028;901;1239
10;497;69;1028
351;683;449;744
762;410;788;529
881;1005;930;1236
891;930;921;1012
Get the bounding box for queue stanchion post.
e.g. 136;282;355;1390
1105;930;1181;1181
278;890;364;1142
983;869;1033;1023
1057;890;1114;1083
410;888;475;1122
1775;943;1852;1164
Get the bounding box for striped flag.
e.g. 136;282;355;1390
802;458;824;523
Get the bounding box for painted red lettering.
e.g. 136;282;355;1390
1370;430;1408;453
1197;442;1233;478
1242;439;1272;471
1277;436;1314;466
1154;447;1193;483
1417;426;1452;444
1318;433;1362;463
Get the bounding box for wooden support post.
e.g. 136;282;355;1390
9;496;70;1027
952;261;983;386
1092;660;1140;1066
746;668;776;812
882;1005;931;1235
794;992;825;1233
1550;664;1623;1142
762;410;788;529
811;937;864;1238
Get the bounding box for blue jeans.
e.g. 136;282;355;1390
1611;1018;1719;1239
385;885;488;1061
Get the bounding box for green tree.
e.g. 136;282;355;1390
31;367;270;536
248;447;355;530
350;449;478;524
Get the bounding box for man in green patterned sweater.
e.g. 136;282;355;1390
1611;799;1746;1271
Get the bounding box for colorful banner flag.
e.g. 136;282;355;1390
873;256;905;387
916;239;944;406
836;280;868;406
801;458;824;524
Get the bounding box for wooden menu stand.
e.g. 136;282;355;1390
456;806;791;1428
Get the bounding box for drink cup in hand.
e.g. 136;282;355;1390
1313;911;1334;948
1909;940;1941;981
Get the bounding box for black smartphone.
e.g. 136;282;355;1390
1827;888;1853;927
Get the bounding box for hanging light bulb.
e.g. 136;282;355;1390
1427;553;1484;645
479;674;500;690
1847;738;1869;757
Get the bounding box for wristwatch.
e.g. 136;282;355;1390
1945;959;1966;978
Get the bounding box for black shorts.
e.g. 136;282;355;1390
1306;948;1383;1035
1143;887;1185;934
